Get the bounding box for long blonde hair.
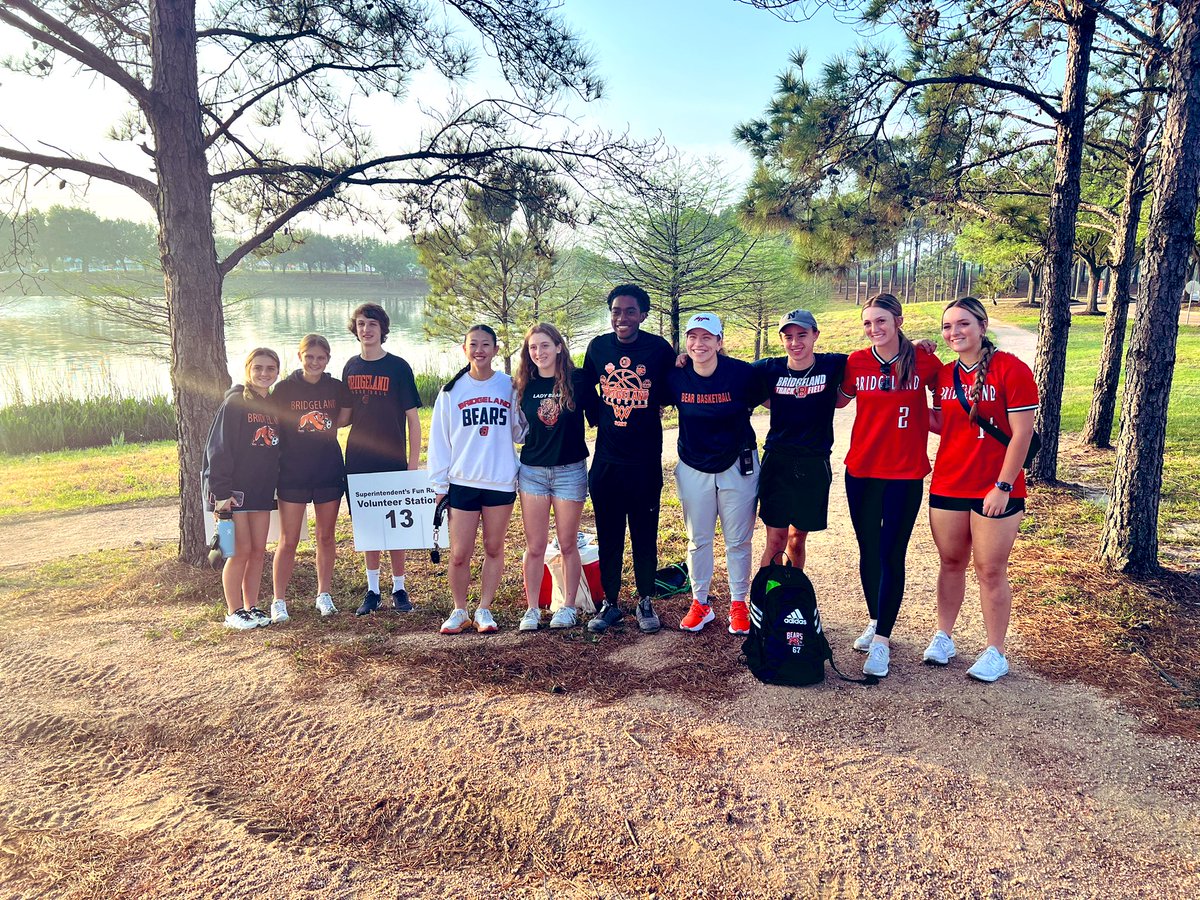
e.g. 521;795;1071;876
514;323;576;411
943;296;994;423
863;293;915;388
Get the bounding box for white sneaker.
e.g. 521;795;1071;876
549;606;579;629
270;599;290;624
224;609;257;630
518;607;541;632
474;607;499;633
246;607;271;627
853;621;877;651
315;593;337;616
967;646;1010;682
922;630;957;665
863;642;890;677
440;608;471;634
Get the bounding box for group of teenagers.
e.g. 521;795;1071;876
202;284;1038;683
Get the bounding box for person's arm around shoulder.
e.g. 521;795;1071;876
427;388;453;501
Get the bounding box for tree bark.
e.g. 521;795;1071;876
1083;258;1100;314
1031;4;1097;484
149;0;229;565
1100;0;1200;574
1084;25;1164;447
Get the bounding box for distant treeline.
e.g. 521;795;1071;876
1;206;424;279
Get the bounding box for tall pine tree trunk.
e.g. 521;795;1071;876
1031;4;1097;484
149;0;229;564
1083;9;1163;447
1083;259;1100;313
1100;0;1200;573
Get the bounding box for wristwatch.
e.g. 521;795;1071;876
995;481;1013;493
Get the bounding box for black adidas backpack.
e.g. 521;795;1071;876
742;555;876;687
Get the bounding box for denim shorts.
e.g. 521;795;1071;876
518;459;588;503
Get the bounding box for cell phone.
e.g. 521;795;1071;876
739;447;755;476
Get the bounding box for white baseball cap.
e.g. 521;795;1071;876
685;313;723;336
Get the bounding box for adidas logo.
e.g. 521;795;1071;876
784;609;807;625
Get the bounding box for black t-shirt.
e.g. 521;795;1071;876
754;353;848;457
582;330;676;466
341;352;422;474
271;370;352;487
668;356;765;473
519;370;591;467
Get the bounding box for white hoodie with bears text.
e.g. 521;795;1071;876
428;370;522;495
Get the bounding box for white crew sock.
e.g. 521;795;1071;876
366;568;380;594
392;575;405;593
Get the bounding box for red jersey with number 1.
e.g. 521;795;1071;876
840;347;941;479
931;350;1039;499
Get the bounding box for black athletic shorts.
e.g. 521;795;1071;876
448;483;517;511
929;493;1026;519
757;449;832;532
277;482;345;505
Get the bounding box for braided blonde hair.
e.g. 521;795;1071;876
943;297;993;423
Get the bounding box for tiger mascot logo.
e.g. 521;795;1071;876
252;425;279;447
298;411;333;432
537;396;560;427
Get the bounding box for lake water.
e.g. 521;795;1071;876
1;290;507;406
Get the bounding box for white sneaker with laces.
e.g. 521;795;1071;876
315;593;337;616
549;606;578;629
863;641;890;677
518;607;541;632
270;599;290;624
853;621;877;651
967;646;1009;682
922;630;957;665
247;607;271;627
440;608;471;634
224;609;257;630
474;607;499;633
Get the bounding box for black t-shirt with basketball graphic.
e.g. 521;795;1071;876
271;370;352;490
519;370;591;467
582;330;676;466
753;353;848;457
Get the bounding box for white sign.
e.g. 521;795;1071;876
1186;280;1200;297
347;470;438;551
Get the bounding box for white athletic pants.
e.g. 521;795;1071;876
674;453;760;604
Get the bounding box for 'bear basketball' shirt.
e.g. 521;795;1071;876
753;353;847;457
840;347;941;480
667;355;765;473
931;350;1039;498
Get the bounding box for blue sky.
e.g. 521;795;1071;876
0;1;877;227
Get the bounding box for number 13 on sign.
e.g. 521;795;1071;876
346;470;437;551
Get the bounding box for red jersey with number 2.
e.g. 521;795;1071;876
931;351;1039;499
840;347;941;479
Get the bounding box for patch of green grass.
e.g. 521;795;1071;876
0;441;178;519
0;394;175;454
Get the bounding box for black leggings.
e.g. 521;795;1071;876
844;473;924;638
589;460;663;604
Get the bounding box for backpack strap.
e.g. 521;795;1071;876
826;648;880;686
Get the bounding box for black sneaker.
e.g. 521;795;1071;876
587;601;624;634
391;588;413;612
356;590;382;616
635;597;661;634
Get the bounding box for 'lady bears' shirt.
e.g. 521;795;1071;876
519;370;591;467
840;347;941;480
931;350;1039;498
668;356;765;474
428;370;520;494
753;353;847;457
272;370;352;488
341;352;422;474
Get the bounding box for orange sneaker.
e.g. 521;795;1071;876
728;601;751;635
679;599;715;632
